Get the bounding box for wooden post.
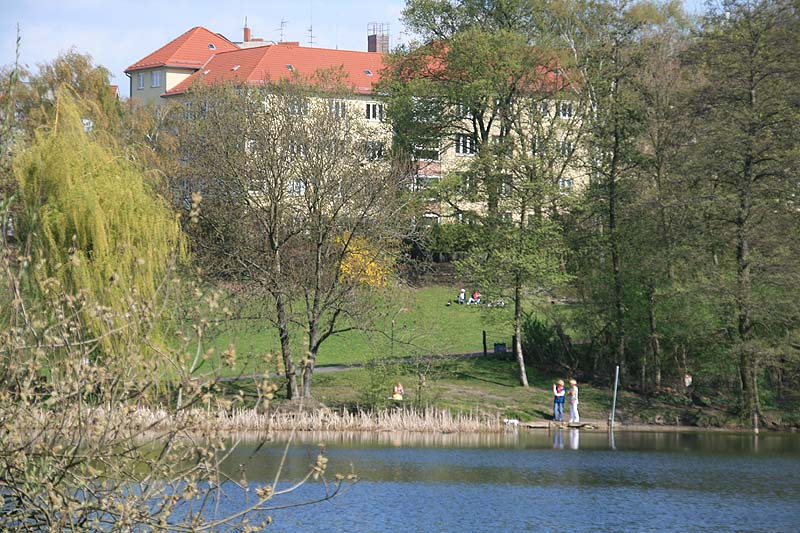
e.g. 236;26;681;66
512;335;517;360
483;331;487;357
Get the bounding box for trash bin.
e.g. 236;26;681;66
493;343;507;355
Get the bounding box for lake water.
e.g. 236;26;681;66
213;430;800;532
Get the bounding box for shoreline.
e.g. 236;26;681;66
122;405;791;435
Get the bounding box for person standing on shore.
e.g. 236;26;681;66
568;379;579;423
553;379;566;422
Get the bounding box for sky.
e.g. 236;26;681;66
1;0;706;99
1;0;408;98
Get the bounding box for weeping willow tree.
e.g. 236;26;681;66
12;89;183;358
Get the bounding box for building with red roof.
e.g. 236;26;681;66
125;25;385;106
125;26;239;104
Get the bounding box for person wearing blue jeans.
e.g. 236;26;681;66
553;379;566;422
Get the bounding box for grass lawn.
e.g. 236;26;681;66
309;356;617;423
203;285;516;374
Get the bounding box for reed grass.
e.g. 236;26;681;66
124;405;505;433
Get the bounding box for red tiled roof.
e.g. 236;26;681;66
125;26;239;73
164;42;385;96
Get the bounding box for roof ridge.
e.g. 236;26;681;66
125;26;239;73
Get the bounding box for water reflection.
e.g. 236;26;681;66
552;429;563;449
569;428;580;450
216;430;800;533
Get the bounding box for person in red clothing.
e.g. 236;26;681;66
467;290;481;305
553;379;566;422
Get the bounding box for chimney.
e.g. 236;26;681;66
367;22;389;53
244;25;251;42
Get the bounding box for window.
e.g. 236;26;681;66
460;173;478;198
137;72;144;90
456;103;470;119
560;140;573;157
414;142;440;161
364;140;385;160
559;178;574;190
531;134;548;155
288;179;306;195
456;212;477;225
151;70;161;88
499;174;512;196
559;101;573;119
416;175;441;191
455;134;476;155
329;99;346;118
420;213;440;227
538;100;549;116
289;141;307;156
366;102;383;121
288;97;308;116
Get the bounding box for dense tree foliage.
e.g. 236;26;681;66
387;0;800;424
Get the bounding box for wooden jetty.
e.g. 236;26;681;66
522;420;601;430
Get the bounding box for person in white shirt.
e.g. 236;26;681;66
568;379;579;423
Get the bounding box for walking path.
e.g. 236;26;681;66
220;350;504;382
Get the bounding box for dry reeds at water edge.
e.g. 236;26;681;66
126;405;506;433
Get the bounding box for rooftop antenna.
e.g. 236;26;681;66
277;18;288;42
307;0;315;47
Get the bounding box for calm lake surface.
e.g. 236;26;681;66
215;430;800;532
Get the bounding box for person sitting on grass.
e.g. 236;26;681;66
457;288;466;305
392;382;404;401
467;290;481;305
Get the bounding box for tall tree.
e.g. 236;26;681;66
14;49;122;136
383;0;573;386
176;78;411;399
688;0;800;422
556;0;665;377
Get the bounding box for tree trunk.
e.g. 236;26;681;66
302;350;315;398
736;150;755;420
647;283;662;389
607;61;626;375
514;278;529;387
275;294;299;399
609;121;626;375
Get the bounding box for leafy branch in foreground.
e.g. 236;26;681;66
1;89;354;532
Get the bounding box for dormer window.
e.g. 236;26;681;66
202;70;210;75
231;65;240;71
208;43;216;50
364;69;373;76
286;64;295;71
